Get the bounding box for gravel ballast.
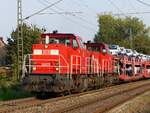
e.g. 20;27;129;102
107;90;150;113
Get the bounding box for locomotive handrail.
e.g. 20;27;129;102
85;57;91;74
102;59;111;73
95;58;99;74
23;54;69;75
85;57;99;74
25;65;68;68
59;54;69;74
31;59;59;61
71;55;81;74
93;58;99;74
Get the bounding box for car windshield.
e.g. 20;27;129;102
120;47;124;51
109;45;117;49
126;49;131;53
133;50;137;53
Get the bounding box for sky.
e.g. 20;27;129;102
1;0;150;42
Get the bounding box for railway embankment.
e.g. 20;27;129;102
107;90;150;113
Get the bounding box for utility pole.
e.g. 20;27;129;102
17;0;23;80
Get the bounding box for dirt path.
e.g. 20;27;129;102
107;90;150;113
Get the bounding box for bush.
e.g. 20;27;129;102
0;81;32;101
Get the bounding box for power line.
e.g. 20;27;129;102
108;0;125;14
38;0;96;31
42;0;80;16
23;0;63;20
136;0;150;7
42;0;96;27
72;0;97;14
36;0;96;32
127;0;137;11
38;12;82;15
111;11;150;16
127;0;145;21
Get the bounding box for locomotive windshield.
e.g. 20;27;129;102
42;37;71;46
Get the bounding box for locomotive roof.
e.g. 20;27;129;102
41;33;78;38
85;42;107;47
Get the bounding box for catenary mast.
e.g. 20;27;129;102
17;0;23;80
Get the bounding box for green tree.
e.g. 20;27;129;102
0;47;6;65
5;23;44;79
94;14;150;53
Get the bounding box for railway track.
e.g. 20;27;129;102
52;80;150;113
0;80;150;113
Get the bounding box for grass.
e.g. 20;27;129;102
0;76;32;101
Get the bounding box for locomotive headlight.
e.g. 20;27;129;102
32;67;36;71
56;68;59;71
33;49;42;55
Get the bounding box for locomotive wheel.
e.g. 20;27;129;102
104;74;118;86
103;74;111;86
73;75;88;93
35;92;59;99
63;90;71;96
99;76;105;88
80;78;88;92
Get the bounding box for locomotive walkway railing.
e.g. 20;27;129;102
85;57;99;75
22;54;69;78
70;55;81;75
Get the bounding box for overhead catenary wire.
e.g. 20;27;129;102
111;11;150;16
41;0;78;16
128;0;144;20
72;0;98;14
127;0;137;11
136;0;150;7
23;0;63;20
42;0;97;28
36;0;96;32
108;0;125;15
38;12;82;15
39;0;96;30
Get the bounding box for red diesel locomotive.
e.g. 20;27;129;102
22;32;150;95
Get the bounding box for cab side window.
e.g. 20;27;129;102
73;39;78;48
65;39;70;46
79;39;85;49
94;47;100;52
